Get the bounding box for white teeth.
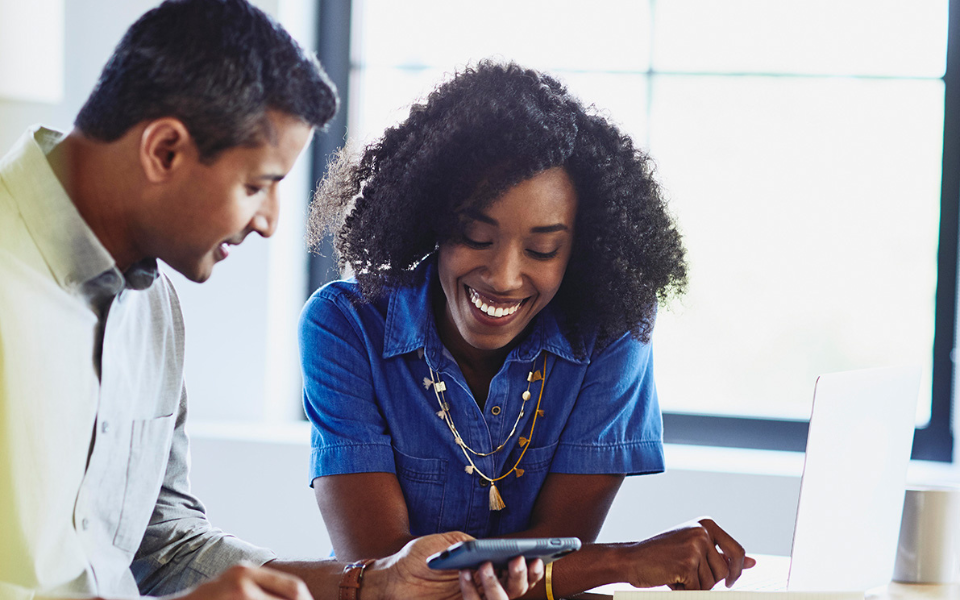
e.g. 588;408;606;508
468;287;522;318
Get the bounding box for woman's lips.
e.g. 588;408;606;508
465;285;527;324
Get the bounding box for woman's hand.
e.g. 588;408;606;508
460;557;544;600
364;532;544;600
619;518;756;590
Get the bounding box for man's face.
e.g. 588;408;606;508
151;111;312;282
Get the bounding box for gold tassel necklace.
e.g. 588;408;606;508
425;352;547;511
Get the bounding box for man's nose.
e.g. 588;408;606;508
252;190;280;238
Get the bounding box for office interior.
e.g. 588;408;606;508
1;0;957;561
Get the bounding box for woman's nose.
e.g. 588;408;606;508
484;247;523;292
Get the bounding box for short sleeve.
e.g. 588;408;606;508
299;289;397;485
549;333;664;475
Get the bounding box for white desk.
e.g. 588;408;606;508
576;583;960;600
572;555;959;600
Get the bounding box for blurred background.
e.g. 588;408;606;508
1;0;956;561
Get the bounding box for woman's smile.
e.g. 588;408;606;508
466;285;527;319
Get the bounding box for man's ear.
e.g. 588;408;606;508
139;118;195;183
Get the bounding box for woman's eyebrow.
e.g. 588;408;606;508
531;224;569;234
463;209;497;225
462;210;569;233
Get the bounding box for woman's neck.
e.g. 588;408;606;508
432;284;517;406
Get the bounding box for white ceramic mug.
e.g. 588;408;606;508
893;485;960;584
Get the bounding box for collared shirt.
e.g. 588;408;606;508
0;127;274;600
299;259;664;540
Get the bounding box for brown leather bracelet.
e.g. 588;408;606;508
339;558;374;600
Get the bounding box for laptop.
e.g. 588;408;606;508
587;365;922;599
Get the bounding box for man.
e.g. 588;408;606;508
0;1;540;599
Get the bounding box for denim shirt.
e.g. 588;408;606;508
299;260;664;539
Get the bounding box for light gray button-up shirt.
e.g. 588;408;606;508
0;127;275;600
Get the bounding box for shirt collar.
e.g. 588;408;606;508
382;257;586;365
0;126;158;297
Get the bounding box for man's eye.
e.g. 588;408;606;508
246;185;264;195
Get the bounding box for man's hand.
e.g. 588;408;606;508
620;518;757;590
364;532;543;600
176;563;313;600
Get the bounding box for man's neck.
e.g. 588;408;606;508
46;130;143;272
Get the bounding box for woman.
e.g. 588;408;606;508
300;61;754;597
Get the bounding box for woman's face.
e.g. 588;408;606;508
437;167;578;354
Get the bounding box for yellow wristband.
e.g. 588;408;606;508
546;561;555;600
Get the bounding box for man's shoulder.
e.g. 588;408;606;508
139;268;186;333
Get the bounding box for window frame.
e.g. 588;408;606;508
310;0;958;462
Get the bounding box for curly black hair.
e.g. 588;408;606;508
308;61;686;347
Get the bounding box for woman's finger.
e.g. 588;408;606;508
697;554;717;591
476;562;510;600
501;556;530;598
527;558;545;588
705;546;730;589
460;569;483;600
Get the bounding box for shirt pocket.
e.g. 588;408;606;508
517;441;559;474
496;441;559;534
393;447;447;536
113;412;176;553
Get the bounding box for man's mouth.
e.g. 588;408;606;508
215;240;238;261
467;286;525;319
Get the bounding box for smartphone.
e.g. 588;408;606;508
426;537;581;570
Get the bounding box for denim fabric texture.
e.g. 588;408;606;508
299;259;665;539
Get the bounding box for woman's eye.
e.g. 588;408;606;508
246;185;264;196
528;248;560;260
462;237;492;249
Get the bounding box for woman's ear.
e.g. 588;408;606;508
139;118;194;183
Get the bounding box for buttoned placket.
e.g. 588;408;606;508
72;275;128;583
423;343;546;532
422;346;501;526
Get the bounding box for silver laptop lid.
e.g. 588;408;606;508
788;366;921;591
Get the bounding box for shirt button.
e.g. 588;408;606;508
490;406;501;415
101;421;109;434
81;518;90;530
479;479;490;487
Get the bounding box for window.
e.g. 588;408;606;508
312;0;956;460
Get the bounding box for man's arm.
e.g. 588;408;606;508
131;384;276;595
128;385;538;600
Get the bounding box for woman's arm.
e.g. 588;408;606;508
315;469;753;596
313;473;417;561
500;473;754;598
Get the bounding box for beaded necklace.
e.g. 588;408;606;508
425;352;548;511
